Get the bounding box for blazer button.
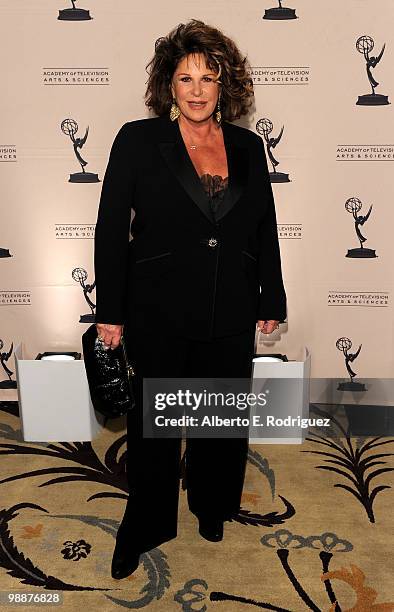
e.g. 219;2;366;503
208;237;218;248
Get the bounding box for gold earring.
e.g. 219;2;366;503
170;98;181;121
215;95;222;124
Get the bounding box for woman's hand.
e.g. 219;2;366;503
96;323;123;350
257;320;280;335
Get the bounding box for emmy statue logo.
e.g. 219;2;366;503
345;197;377;258
0;340;17;389
356;36;389;106
61;118;100;183
0;246;12;258
263;0;297;20
58;0;92;21
256;118;290;183
336;337;366;391
72;267;96;322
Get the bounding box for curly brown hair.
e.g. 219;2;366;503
144;19;254;122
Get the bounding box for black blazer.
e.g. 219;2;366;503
94;114;287;340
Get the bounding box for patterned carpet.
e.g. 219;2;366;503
0;400;393;611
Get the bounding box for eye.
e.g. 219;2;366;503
178;76;214;82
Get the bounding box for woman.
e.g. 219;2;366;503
94;19;287;579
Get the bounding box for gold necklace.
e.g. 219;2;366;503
180;125;218;151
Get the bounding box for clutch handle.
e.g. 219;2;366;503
120;335;136;377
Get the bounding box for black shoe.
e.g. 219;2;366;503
111;534;140;580
198;517;224;542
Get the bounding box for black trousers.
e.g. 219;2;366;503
120;325;256;554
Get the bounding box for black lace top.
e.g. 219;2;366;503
200;173;229;219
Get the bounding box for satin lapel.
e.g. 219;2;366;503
157;118;248;225
158;137;216;225
216;125;249;222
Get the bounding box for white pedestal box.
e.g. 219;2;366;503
14;342;104;442
249;346;311;444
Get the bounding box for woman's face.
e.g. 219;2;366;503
170;52;220;123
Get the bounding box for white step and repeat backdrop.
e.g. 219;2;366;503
1;1;394;400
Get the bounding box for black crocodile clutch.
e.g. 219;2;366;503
82;323;136;418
